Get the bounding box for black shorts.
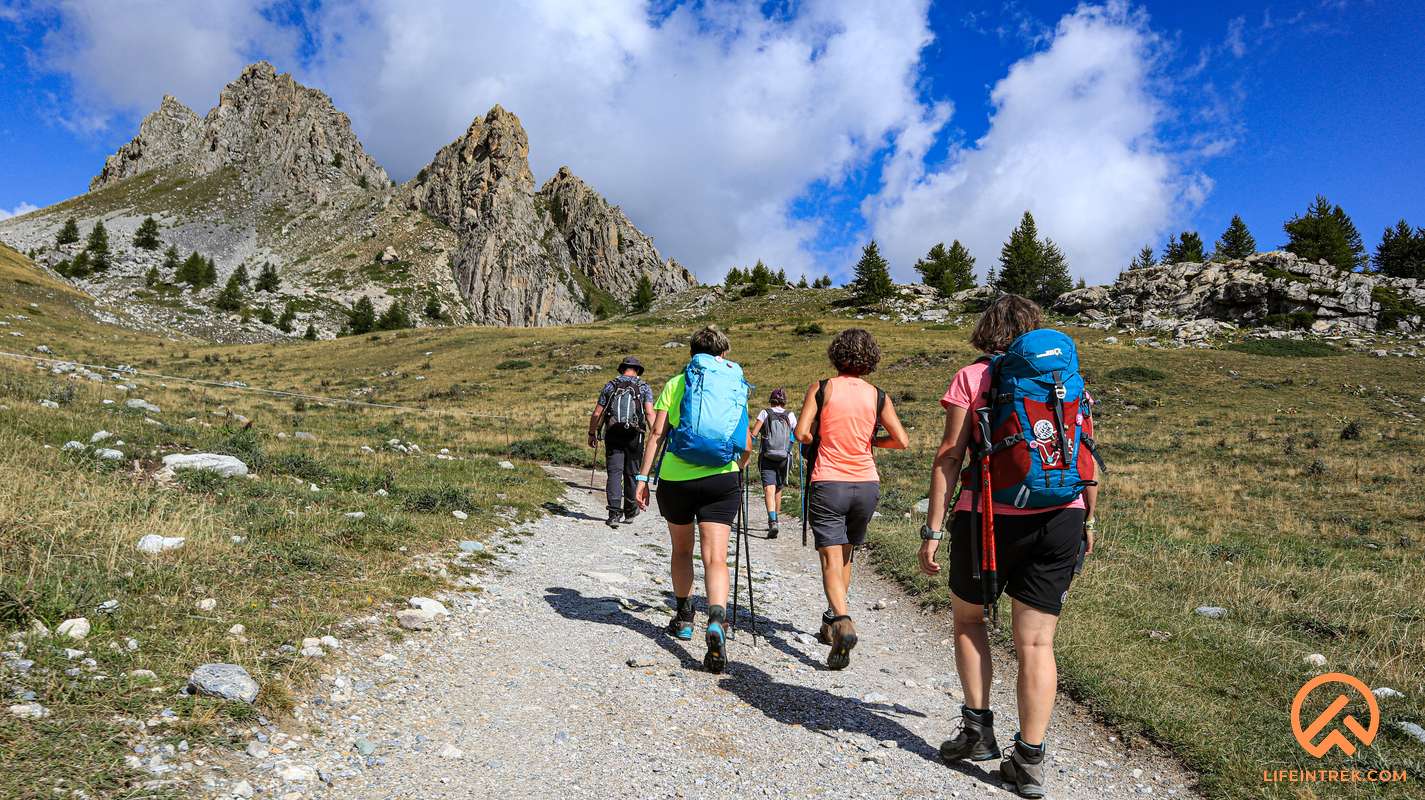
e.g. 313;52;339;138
758;456;789;488
809;481;880;549
656;472;741;526
949;507;1085;615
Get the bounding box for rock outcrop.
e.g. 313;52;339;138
90;95;203;190
1053;251;1424;336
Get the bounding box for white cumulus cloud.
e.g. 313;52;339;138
0;201;40;220
867;3;1210;285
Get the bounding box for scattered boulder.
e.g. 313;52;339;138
409;597;449;616
1194;606;1228;619
126;399;161;413
187;663;259;704
1372;687;1405;700
498;460;515;470
195;598;217;612
95;448;125;461
458;540;485;554
7;702;50;720
379;246;399;263
61;441;84;452
161;453;249;478
451;510;469;520
1302;653;1327;668
1398;722;1425;746
89;430;113;444
56;618;91;640
293;431;318;442
136;534;186;554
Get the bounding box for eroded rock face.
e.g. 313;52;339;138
1053;251;1425;334
90;96;203;190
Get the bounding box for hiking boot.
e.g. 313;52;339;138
826;615;857;670
816;619;833;646
622;506;640;523
665;612;694;641
703;607;727;673
999;735;1047;798
767;519;779;539
605;509;622;528
939;707;1001;762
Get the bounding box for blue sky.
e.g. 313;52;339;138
1;1;1421;284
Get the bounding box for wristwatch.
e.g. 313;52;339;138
919;524;943;541
1084;517;1097;532
634;474;649;483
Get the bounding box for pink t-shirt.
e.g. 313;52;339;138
940;361;1087;516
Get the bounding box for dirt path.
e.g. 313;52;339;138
218;467;1198;799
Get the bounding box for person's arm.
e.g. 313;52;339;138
793;382;819;445
1082;458;1098;554
872;396;910;449
918;404;973;576
642;401;655;428
633;410;669;509
587;402;605;448
749;417;764;439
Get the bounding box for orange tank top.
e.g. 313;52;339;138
809;376;880;483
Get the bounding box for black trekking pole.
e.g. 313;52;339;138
743;473;759;644
730;467;744;640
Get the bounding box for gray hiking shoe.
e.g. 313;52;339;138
939;707;1001;762
1000;735;1047;798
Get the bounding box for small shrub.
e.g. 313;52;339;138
1340;420;1362;441
218;428;266;470
495;359;533;371
1305;459;1327;477
399;485;477;514
1106;366;1168;383
793;322;824;337
1225;340;1341;358
509;435;590;466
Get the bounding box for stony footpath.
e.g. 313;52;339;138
197;467;1198;800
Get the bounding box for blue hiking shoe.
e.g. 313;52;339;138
703;620;727;673
665;613;694;641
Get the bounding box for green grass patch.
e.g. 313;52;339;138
1226;339;1342;358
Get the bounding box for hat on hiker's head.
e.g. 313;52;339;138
770;388;787;406
617;356;645;375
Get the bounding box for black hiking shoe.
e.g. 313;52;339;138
767;519;779;539
1000;735;1046;798
605;509;622;528
665;612;694;641
939;707;1001;762
826;616;857;670
622;507;640;523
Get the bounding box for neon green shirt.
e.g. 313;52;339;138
654;372;742;482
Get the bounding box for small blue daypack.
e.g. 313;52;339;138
669;353;751;467
964;328;1105;508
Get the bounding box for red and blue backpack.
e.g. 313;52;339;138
963;328;1106;508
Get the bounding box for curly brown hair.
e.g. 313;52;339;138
970;293;1042;353
827;328;881;376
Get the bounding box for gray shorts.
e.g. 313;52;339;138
808;480;880;549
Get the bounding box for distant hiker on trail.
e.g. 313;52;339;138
794;328;908;670
588;356;655;528
748;388;797;539
634;325;751;673
918;294;1104;800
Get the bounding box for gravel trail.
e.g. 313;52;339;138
225;466;1198;800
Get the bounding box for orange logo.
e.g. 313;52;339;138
1291;673;1380;758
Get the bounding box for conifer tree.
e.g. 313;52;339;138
1178;231;1206;262
776;267;787;286
1372;219;1425;279
277;302;297;333
851;241;894;303
56;217;80;247
994;211;1073;305
348;297;377;334
1129;245;1156;270
377;301;412;331
1214;215;1257;260
256;305;276;325
177;252;206;287
744;260;774;297
423;294;444;320
86;221;110;272
255;262;280;292
725;266;744;285
144;265;160;288
796;274;809;289
133;217;161;250
1284;195;1366;270
630;274;655;312
303;324;318;340
214;272;244;312
63;251;91;278
202;257;218;287
233;263;249;287
916;242;976;295
1162;234;1181;264
162;245;180;274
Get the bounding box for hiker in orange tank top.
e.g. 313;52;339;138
793;328;909;670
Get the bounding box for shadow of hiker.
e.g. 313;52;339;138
715;661;944;765
541;501;604;523
543;587;700;670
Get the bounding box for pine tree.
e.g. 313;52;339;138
303;324;318;341
133;217;161;250
277;302;297;333
994;212;1071;304
162;245;180;274
177;252;206;287
56;217;80;247
1284;195;1366;270
255;262;280;292
202;257;218;287
348;297;377;334
233;263;250;287
943;241;976;293
66;251;91;278
630;274;655;312
423;294;444;320
144;265;160;288
1130;245;1156;270
214;272;244;312
744;260;774;297
1215;215;1256;260
1162;234;1182;264
1179;231;1206;262
1373;219;1425;279
796;274;809;289
851;241;894;303
377;301;412;331
725;266;744;285
776;268;787;286
914;243;948;291
86;221;111;272
256;305;276;325
1040;240;1072;302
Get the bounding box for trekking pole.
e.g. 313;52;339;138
976;407;999;627
799;448;809;548
744;473;759;644
730;467;744;640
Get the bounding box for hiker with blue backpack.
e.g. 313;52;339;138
748;388;797;539
918;294;1104;800
588;356;656;528
794;328;909;671
633;325;751;673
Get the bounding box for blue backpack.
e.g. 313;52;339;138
669;353;751;467
964;328;1106;508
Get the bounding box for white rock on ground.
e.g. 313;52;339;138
196;598;217;611
161;452;248;478
188;663;259;704
1194;606;1228;619
7;703;50;719
498;460;515;470
125;399;161;413
409;597;449;616
1303;653;1327;667
1372;687;1405;700
136;534;185;554
61;441;85;452
129;669;158;681
294;431;318;442
56;617;90;640
1398;722;1425;746
452;510;469;520
344;511;366;520
95;448;124;461
89;430;112;443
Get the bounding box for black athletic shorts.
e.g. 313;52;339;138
948;507;1086;615
758;456;790;488
656;472;741;526
809;480;880;549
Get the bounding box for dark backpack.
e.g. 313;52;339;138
760;409;793;462
800;379;886;476
605;376;646;432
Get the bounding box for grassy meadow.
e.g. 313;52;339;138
1;242;1422;798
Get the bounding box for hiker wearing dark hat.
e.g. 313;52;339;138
748;388;797;538
589;356;655;527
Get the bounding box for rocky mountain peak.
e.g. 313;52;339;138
89;95;202;190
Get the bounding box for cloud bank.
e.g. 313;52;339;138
11;1;1215;284
0;201;39;220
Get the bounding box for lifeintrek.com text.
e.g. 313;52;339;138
1263;768;1409;784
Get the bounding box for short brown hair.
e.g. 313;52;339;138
827;328;881;376
970;294;1042;353
689;325;730;356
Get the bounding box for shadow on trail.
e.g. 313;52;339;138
540;501;604;523
543;587;700;670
